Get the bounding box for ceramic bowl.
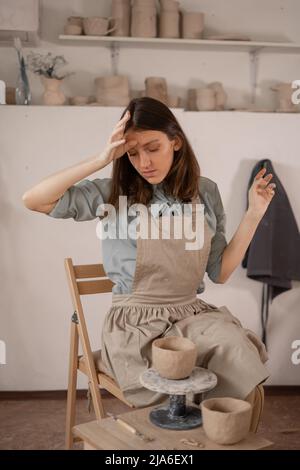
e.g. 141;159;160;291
201;397;252;445
152;336;197;379
70;96;90;106
64;24;82;35
67;16;83;27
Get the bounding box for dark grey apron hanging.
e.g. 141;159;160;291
242;159;300;347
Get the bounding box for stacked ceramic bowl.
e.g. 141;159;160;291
110;0;131;36
94;75;130;106
64;16;83;35
131;0;157;37
159;0;180;38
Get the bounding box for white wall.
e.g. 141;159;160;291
0;0;300;109
0;106;299;390
0;0;300;390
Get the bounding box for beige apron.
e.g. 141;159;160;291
100;194;270;408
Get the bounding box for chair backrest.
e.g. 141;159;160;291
64;257;114;373
65;258;114;297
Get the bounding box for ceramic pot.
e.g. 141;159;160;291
159;11;180;38
133;0;157;8
41;77;66;105
95;75;130;106
64;24;82;35
201;397;252;445
67;16;83;27
196;87;216;111
111;0;131;36
167;94;180;107
160;0;180;11
208;82;227;110
152;336;197;379
271;82;297;111
145;76;169;105
83;17;117;36
187;88;197;110
182;11;204;39
131;3;157;37
70;96;91;106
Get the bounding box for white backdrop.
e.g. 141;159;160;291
0;105;299;390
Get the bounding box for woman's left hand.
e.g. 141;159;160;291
248;167;276;218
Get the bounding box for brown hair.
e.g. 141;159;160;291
108;97;201;209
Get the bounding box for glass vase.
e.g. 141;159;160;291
15;65;31;105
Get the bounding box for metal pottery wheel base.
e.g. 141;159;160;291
150;394;202;430
139;367;218;431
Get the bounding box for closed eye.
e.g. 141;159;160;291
128;148;159;157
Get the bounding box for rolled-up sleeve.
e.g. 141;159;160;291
47;177;112;221
206;182;228;283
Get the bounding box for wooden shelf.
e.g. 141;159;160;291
2;105;299;114
58;35;300;53
56;35;300;105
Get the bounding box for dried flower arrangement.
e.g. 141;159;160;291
26;51;74;80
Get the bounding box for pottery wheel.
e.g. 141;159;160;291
139;367;217;430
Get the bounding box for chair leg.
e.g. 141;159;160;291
65;321;79;450
245;384;265;433
88;377;106;420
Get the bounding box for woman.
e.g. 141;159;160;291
23;97;274;410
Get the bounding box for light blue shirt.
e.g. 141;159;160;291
47;176;227;294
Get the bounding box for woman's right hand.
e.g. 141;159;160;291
98;110;137;166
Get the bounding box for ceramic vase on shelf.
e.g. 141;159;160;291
208;82;227;110
159;0;180;38
145;77;169;105
196;87;216;111
111;0;131;36
131;0;157;37
13;37;32;105
15;68;31;105
182;11;205;39
41;77;66;105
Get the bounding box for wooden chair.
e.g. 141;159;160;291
64;257;265;449
64;258;135;450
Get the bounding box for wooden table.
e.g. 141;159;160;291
73;405;273;450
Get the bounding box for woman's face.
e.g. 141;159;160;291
124;129;181;184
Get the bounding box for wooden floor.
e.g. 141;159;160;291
0;388;299;450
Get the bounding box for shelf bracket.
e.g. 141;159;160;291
249;47;263;105
110;41;120;75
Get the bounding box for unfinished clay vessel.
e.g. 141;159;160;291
187;88;197;110
159;10;180;38
95;75;130;106
152;336;197;379
111;0;131;36
182;11;204;39
196;87;216;111
271;82;297;112
167;94;181;108
41;77;66;106
131;1;157;37
208;82;227;110
83;17;117;36
145;77;169;105
67;16;83;27
201;397;252;445
64;24;82;35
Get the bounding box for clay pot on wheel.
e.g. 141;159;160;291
152;336;197;379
